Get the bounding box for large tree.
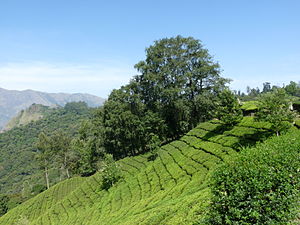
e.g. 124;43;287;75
36;132;52;189
102;86;166;158
134;36;228;131
102;36;228;158
50;130;72;179
70;120;104;176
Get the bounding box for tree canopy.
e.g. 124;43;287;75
101;36;229;159
255;89;296;136
215;88;243;126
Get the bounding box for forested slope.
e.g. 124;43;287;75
3;104;55;131
0;118;274;224
0;102;93;194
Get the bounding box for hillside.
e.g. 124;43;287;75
0;87;105;129
3;104;56;131
0;102;94;195
0;118;275;224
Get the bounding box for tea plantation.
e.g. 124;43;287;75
0;118;278;224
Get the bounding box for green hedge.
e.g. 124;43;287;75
207;130;300;224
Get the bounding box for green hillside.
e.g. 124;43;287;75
3;104;55;131
0;118;274;224
0;102;93;195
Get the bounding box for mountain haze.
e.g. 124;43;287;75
0;87;105;129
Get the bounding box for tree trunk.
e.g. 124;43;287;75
64;155;70;179
45;166;50;189
66;168;70;179
276;130;279;136
60;165;64;181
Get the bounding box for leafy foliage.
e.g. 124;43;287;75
255;89;296;135
0;102;93;194
208;130;300;224
36;132;53;189
50;130;72;179
70;119;104;176
102;36;228;159
0;195;9;216
101;154;122;190
216;88;243;125
284;81;300;97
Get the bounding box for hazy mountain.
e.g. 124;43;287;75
0;87;105;129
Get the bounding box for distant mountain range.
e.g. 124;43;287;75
0;87;105;130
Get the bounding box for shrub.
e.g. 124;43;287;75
208;130;300;224
0;195;9;216
31;184;46;195
101;154;123;190
215;89;243;126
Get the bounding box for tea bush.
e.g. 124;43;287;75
208;130;300;224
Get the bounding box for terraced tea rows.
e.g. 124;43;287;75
0;118;273;225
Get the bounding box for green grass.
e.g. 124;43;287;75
0;118;275;225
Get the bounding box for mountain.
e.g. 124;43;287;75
0;87;105;130
0;118;275;224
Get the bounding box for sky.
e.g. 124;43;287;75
0;0;299;97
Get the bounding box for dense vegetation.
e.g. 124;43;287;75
255;89;296;136
0;118;276;224
101;36;229;159
3;104;55;131
208;129;300;224
0;102;93;201
0;36;299;223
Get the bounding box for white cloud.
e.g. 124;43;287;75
0;61;136;97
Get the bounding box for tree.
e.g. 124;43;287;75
134;35;228;132
102;88;166;158
36;132;52;189
101;36;228;159
262;82;271;93
256;89;296;136
50;130;72;179
64;101;89;115
285;81;300;97
249;87;260;97
216;88;243;126
70;120;104;176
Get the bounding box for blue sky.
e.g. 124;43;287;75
0;0;299;97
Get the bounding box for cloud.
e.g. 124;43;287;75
0;61;136;97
